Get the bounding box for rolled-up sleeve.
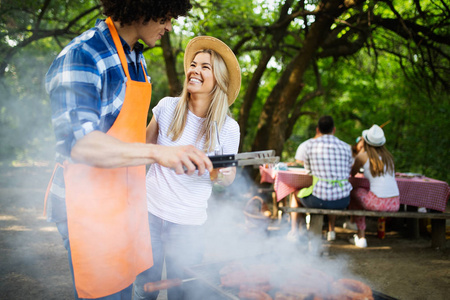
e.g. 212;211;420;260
46;47;102;159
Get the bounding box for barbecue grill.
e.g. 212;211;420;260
184;255;398;300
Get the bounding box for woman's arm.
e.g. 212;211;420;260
146;116;158;144
351;152;368;177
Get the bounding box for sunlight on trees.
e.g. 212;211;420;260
0;0;449;181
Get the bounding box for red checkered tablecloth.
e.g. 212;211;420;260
259;166;450;212
259;166;311;201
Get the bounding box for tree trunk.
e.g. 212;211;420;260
238;0;296;152
238;49;274;152
161;33;182;96
252;0;361;155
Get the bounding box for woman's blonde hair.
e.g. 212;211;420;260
364;142;395;177
168;49;231;152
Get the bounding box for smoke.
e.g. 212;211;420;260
0;30;71;300
0;46;55;164
197;167;371;296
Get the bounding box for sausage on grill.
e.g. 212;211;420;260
238;289;273;300
144;279;182;292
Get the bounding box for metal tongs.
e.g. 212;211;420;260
209;122;279;168
209;150;279;169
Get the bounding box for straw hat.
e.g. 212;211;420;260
362;125;386;146
184;36;241;106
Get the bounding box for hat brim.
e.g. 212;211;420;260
362;129;386;146
184;36;241;106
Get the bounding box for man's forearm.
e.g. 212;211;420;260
70;131;213;175
70;131;157;168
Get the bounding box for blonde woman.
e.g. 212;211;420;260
349;125;400;248
134;36;241;300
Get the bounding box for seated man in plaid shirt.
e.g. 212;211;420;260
293;115;353;242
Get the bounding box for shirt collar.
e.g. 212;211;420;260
99;19;144;54
119;36;144;54
120;37;144;54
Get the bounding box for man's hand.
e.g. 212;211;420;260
155;145;213;175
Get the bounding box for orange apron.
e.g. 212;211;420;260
63;17;153;298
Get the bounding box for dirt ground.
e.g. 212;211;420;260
0;165;449;300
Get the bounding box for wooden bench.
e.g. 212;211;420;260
280;207;450;249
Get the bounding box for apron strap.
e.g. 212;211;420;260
106;17;131;79
105;17;149;82
43;162;64;216
140;61;149;83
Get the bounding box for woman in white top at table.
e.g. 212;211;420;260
349;125;400;248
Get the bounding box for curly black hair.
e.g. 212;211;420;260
100;0;193;26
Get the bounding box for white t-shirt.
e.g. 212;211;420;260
363;159;399;198
146;97;240;225
294;138;312;162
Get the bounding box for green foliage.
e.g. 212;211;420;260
285;43;450;182
0;0;101;163
143;46;171;115
0;0;448;184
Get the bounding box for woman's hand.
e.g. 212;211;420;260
219;167;233;176
210;167;236;186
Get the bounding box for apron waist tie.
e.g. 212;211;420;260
317;177;348;190
297;176;348;198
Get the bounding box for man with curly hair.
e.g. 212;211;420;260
45;1;210;299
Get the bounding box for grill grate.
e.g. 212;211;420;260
185;259;241;299
185;254;398;300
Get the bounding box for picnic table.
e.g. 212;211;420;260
259;166;450;212
259;166;450;248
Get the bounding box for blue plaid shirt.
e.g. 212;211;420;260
45;19;150;222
